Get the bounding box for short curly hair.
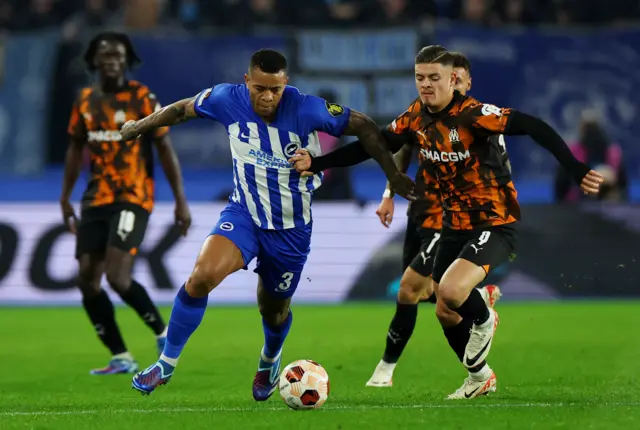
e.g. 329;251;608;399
83;31;142;71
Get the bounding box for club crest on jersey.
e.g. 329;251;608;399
325;101;345;117
114;110;126;125
284;142;301;158
449;127;461;144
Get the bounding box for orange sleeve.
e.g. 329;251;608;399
67;100;86;141
469;103;513;134
139;87;169;139
388;99;422;135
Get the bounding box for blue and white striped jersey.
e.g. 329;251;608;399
194;84;351;230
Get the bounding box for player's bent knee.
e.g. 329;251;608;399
186;235;246;297
186;264;225;297
398;268;428;304
397;280;421;304
439;259;487;308
77;264;101;297
437;282;466;309
77;277;101;297
104;268;131;294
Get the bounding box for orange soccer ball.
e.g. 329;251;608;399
278;359;330;410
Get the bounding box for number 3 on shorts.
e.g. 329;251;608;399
278;272;294;291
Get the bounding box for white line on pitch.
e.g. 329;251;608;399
2;402;639;417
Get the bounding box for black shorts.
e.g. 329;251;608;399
76;203;150;259
402;217;441;278
431;224;517;284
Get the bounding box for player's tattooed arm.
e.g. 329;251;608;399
384;144;414;198
341;110;405;179
297;128;408;174
121;97;197;141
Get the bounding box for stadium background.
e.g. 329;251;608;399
1;2;639;428
0;0;638;305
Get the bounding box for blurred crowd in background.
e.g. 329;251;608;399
0;0;636;206
1;0;639;35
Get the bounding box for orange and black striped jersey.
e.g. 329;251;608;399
68;80;169;213
385;124;443;230
390;91;520;231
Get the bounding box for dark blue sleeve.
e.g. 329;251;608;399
299;95;351;137
193;84;229;121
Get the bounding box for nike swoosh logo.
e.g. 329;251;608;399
464;386;481;398
240;133;252;139
465;337;492;367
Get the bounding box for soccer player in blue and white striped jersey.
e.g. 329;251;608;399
119;49;415;399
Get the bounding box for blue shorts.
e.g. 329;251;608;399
210;203;312;298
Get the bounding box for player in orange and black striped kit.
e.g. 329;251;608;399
365;53;503;388
60;32;192;375
290;46;603;399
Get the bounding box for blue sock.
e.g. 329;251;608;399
262;310;293;359
161;284;208;362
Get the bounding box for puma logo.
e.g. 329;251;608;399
420;251;431;265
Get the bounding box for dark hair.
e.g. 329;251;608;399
450;51;471;73
83;31;141;71
250;49;288;73
415;45;454;67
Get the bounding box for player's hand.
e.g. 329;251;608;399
120;120;141;141
289;149;314;177
376;197;395;228
59;199;78;234
388;172;416;201
581;169;604;196
174;200;192;237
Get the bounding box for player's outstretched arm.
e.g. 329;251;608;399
121;97;197;141
342;110;405;178
505;111;603;195
293;128;407;173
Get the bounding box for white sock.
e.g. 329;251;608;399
160;353;178;367
113;352;134;361
379;360;397;373
260;347;281;363
157;326;168;338
469;363;492;381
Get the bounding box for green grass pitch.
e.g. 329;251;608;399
1;302;639;429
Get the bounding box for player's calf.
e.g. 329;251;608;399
366;268;428;388
438;260;498;369
78;256;138;374
105;248;167;352
253;280;293;401
133;235;245;395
